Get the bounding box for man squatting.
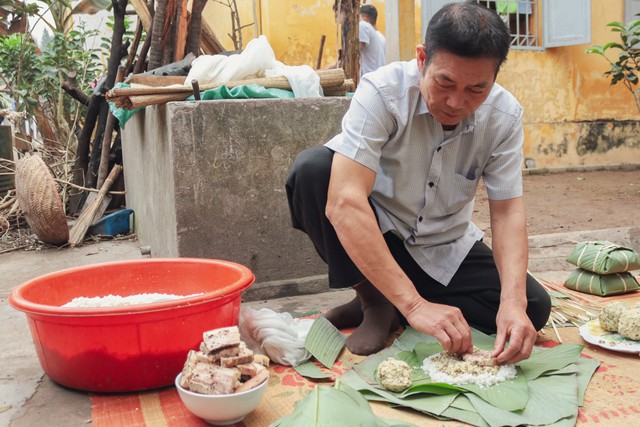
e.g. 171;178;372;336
286;2;551;363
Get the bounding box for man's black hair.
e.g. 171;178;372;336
360;4;378;25
424;2;510;75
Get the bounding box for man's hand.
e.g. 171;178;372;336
403;297;473;355
491;303;537;364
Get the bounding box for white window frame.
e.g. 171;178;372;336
626;0;640;23
422;0;591;50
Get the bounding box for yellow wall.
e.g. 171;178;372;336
202;1;422;68
203;0;640;168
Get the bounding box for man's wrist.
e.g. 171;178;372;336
500;294;527;310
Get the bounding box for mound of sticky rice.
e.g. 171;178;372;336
598;301;628;332
618;309;640;340
422;351;516;388
377;358;412;392
63;293;202;307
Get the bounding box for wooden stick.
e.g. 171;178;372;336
550;317;563;343
316;34;326;70
191;79;201;100
0;197;14;210
98;66;126;188
126;74;186;86
109;68;346;97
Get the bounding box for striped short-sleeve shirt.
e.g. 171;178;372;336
325;59;524;286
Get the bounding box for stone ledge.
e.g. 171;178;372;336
523;163;640;176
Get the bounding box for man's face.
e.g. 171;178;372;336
417;46;497;127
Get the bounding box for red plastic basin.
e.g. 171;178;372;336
8;258;254;393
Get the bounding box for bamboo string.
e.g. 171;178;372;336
539;278;602;330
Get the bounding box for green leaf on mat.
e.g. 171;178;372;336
340;369;458;417
397;338;529;412
517;344;584;381
466;373;579;427
573;357;600;406
293;360;333;380
454;368;529;412
268;380;418;427
394;327;496;352
442;395;491;427
344;327;596;427
353;346;399;384
304;316;346;369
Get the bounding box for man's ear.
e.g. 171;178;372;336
416;45;427;72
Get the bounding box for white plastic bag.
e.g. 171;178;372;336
238;306;314;366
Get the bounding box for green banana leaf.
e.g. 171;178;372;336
399;342;530;412
442;395;491;427
345;327;599;427
573;357;600;405
518;344;585;380
304;316;346;369
293;360;333;380
268;380;417;427
354;346;401;384
466;374;579;427
341;369;458;417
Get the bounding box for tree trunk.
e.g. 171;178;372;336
69;86;103;214
343;0;360;85
85;0;127;190
149;0;168;70
134;25;153;74
186;0;208;56
174;0;190;61
161;0;178;66
85;101;109;189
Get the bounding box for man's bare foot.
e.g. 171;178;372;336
323;296;363;329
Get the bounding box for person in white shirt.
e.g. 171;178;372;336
286;2;550;359
359;4;386;76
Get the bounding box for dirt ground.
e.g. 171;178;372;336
473;168;640;238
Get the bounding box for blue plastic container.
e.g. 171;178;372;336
89;208;133;237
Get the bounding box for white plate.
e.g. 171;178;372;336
579;319;640;354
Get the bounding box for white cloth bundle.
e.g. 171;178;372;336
185;35;322;98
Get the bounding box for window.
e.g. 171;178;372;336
626;0;640;23
421;0;591;50
476;1;538;49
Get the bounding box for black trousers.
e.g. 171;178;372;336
286;146;551;333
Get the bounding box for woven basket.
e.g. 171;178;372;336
15;155;68;245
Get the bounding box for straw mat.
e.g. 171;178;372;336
92;288;640;427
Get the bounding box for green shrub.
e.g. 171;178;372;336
586;13;640;113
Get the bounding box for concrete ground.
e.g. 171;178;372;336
1;227;639;426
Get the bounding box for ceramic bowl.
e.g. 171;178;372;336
175;373;268;425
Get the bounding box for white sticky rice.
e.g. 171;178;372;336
62;293;202;308
422;352;517;388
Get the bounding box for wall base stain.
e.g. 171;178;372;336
526;119;640;168
576;120;640;156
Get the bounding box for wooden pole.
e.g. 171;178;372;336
316;34;326;69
